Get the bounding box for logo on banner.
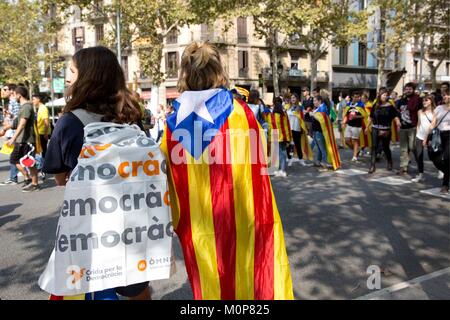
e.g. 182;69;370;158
66;265;86;289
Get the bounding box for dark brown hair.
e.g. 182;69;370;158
64;46;141;124
375;88;389;108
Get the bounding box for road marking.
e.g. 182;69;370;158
371;176;412;186
335;169;367;176
355;267;450;300
420;188;450;200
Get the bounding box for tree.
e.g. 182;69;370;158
410;0;450;91
367;0;417;91
285;0;368;91
0;0;61;95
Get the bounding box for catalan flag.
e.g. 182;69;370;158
234;86;249;101
313;111;341;170
343;105;372;149
267;111;292;143
161;88;293;300
293;109;313;161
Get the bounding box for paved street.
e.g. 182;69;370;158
0;137;449;300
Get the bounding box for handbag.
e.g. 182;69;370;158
428;110;450;153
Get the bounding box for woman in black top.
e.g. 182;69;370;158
366;89;401;174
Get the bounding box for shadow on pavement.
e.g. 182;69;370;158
273;152;449;300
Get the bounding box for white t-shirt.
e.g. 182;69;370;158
435;105;450;132
416;110;433;140
286;105;301;131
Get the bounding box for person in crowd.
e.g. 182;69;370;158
270;96;292;177
247;89;268;131
32;94;51;160
366;89;401;174
160;41;293;300
423;90;450;193
6;86;39;192
336;94;350;149
396;83;423;175
342;93;366;162
311;96;332;171
42;46;151;300
0;84;21;185
411;95;435;183
286;93;307;166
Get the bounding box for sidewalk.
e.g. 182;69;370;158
356;267;450;300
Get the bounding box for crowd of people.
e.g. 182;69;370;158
0;41;448;300
228;82;450;194
0;84;52;191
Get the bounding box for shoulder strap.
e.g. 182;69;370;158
436;110;450;129
71;109;103;127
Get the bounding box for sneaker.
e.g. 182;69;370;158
21;178;32;186
299;159;307;166
440;186;449;194
287;158;294;167
22;184;40;193
438;171;444;179
278;171;287;177
0;179;18;186
291;158;300;163
40;172;46;180
273;170;281;176
318;164;329;172
351;157;359;162
411;174;425;183
313;162;321;167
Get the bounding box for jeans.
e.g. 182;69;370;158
313;131;327;164
279;142;288;172
399;128;416;169
371;129;392;167
428;131;450;187
413;138;424;173
9;164;18;182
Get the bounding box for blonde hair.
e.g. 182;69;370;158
177;42;229;92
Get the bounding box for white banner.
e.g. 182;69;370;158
39;123;174;296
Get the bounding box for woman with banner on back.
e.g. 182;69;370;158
160;42;294;300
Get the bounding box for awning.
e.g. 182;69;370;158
166;87;180;99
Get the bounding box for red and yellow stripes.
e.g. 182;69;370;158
161;99;293;300
267;112;292;142
314;112;341;170
295;109;313;161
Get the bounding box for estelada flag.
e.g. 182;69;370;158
161;88;294;300
292;109;314;161
313;111;341;170
343;105;372;149
267;111;292;143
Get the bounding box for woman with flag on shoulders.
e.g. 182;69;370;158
160;42;294;300
342;93;371;162
267;96;292;177
310;95;341;171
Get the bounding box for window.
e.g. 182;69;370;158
95;24;104;44
238;50;248;77
72;27;85;52
414;60;418;81
291;62;298;70
237;17;248;43
339;46;348;65
72;6;81;23
446;62;450;76
166;51;179;78
358;0;366;10
166;28;178;44
358;42;367;67
201;24;212;41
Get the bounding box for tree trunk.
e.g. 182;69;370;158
429;61;437;92
270;29;280;97
310;53;319;92
377;55;385;92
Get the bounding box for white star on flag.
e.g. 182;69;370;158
175;88;222;127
